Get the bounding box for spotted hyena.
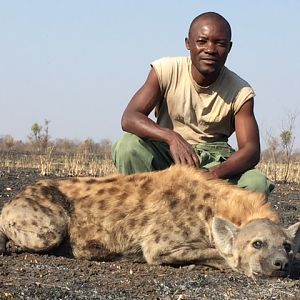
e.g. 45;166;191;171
0;165;299;277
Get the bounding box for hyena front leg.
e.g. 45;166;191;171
142;239;222;266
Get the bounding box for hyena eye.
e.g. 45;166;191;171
283;242;292;253
252;240;263;249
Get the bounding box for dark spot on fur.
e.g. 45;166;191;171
86;179;97;184
191;180;199;187
197;204;204;211
166;224;174;232
187;216;193;223
118;192;129;200
32;220;38;226
128;219;136;228
97;189;105;195
203;193;211;200
98;201;107;210
70;178;79;183
21;221;26;226
139;178;152;192
117;212;126;220
39;186;72;213
155;235;160;243
108;187;119;194
190;221;197;227
190;193;197;201
140;216;149;226
128;176;135;182
101;177;118;184
169;199;178;209
37;231;57;243
203;207;213;221
137;202;145;212
38;205;53;216
164;189;174;198
162;235;169;242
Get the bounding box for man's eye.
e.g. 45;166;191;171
252;240;264;249
196;39;207;44
216;41;228;47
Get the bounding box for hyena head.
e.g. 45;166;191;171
212;217;300;277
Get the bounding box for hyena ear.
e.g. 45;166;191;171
212;217;239;256
286;222;300;253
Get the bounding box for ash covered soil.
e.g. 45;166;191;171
0;169;299;300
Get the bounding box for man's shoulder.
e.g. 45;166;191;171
222;67;252;89
151;56;190;68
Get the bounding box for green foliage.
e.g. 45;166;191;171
31;123;42;141
280;130;292;149
28;120;50;153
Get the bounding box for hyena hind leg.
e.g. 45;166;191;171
0;196;69;254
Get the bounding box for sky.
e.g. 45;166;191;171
1;1;300;150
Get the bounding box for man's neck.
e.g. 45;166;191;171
191;65;220;87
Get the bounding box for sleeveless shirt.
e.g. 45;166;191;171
151;57;255;144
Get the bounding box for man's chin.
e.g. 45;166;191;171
198;65;220;78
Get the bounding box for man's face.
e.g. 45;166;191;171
185;17;232;80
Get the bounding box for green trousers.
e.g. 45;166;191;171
112;133;275;195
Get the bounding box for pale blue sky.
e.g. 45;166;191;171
1;1;299;149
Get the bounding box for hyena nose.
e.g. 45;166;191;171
273;258;288;270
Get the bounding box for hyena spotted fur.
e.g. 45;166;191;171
0;165;299;277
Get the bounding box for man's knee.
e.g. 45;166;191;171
112;134;142;162
236;169;275;195
112;134;153;174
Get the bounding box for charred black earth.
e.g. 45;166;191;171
0;169;299;300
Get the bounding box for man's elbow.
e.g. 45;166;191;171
121;114;129;131
251;148;261;166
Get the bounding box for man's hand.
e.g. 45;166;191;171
168;132;200;168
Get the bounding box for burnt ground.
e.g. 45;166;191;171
0;169;299;300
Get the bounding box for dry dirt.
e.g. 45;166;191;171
0;169;299;300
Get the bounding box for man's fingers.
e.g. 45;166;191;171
192;154;200;168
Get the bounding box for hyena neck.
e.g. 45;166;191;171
214;187;279;226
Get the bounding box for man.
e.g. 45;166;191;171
112;12;274;194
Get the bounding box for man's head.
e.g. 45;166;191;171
185;12;232;85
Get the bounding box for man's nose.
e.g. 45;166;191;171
205;41;216;53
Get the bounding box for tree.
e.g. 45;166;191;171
280;113;297;182
28;120;51;152
31;123;42;142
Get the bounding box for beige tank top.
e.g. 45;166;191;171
151;57;255;144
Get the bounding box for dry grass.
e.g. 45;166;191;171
258;162;300;184
0;151;300;183
0;151;116;177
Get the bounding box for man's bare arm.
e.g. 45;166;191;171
208;99;260;178
121;68;200;167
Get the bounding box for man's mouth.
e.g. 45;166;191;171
201;57;218;65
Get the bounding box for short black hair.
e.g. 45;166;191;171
188;12;232;40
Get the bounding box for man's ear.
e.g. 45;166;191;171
228;41;233;53
212;217;239;256
185;37;190;50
